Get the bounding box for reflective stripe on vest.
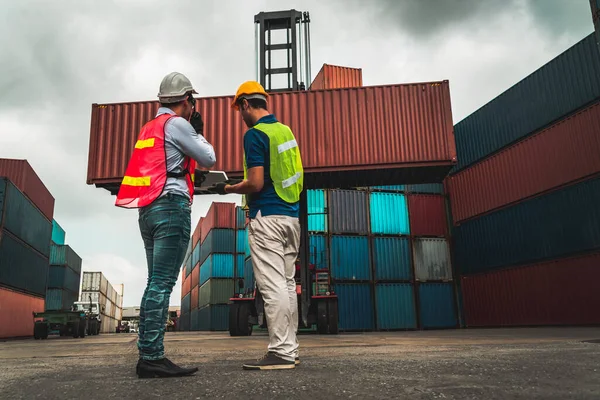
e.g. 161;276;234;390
242;121;303;206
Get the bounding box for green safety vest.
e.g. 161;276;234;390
242;121;304;208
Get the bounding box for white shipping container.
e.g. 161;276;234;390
81;272;109;294
413;238;453;282
115;307;122;322
100;316;118;334
80;291;109;314
115;283;124;297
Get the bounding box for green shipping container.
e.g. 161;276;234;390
0;178;52;257
51;220;66;245
0;229;49;297
198;278;235;308
50;244;82;275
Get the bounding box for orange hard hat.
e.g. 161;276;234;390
231;81;269;109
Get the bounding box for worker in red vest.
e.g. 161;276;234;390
116;72;216;379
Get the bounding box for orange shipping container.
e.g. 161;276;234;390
200;202;236;244
0;287;45;338
87;81;456;192
182;274;191;296
191;263;199;288
191;286;199;310
309;64;363;90
192;218;203;248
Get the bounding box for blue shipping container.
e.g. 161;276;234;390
236;229;248;254
372;237;412;280
236;254;244;279
48;265;80;294
307;189;327;214
198;305;229;331
0;230;49;297
235;206;246;229
185;253;192;277
330;236;371;280
369;192;410;235
200;254;235;285
418;283;457;329
244;226;251;258
181;293;192;315
192;242;201;267
309;234;328;270
406;183;443;194
190;309;199;331
243;256;255;292
333;283;374;330
178;313;190;331
0;178;52;257
51;220;65;245
453;176;600;275
375;283;416;330
50;244;82;274
200;229;235;266
370;185;405;192
308;214;327;232
453;34;600;172
45;288;77;311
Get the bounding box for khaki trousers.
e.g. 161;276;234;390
248;211;300;361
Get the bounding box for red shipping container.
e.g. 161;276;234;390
408;195;448;237
192;218;203;248
200;202;236;244
190;263;199;288
309;64;363;90
182;274;191;297
0;159;55;222
449;101;600;224
190;286;199;310
0;286;45;338
86;81;456;192
461;252;600;327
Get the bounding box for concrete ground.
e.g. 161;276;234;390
1;328;599;399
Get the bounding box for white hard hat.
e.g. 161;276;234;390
157;72;198;103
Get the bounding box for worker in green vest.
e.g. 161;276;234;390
211;81;303;370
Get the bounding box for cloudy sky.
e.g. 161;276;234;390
1;0;594;307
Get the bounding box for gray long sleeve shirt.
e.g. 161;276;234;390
157;107;216;199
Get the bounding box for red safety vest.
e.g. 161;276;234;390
115;113;196;208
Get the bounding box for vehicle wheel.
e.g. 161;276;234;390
327;299;339;335
78;318;87;338
41;323;49;339
33;322;42;340
229;303;242;336
317;301;328;334
238;302;253;336
72;321;80;338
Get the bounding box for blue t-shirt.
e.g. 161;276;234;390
244;114;300;219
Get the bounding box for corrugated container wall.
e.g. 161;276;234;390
45;288;78;311
190;286;199;311
452;33;600;172
461;252;600;327
200;229;235;265
0;231;49;297
198;279;234;308
190;264;199;289
47;265;80;294
0;287;45;338
418;283;458;329
50;244;82;274
309;235;329;270
448;101;600;224
413;239;452;281
1;178;52;257
51;220;65;245
309;64;363;90
81;272;108;293
406;183;444;194
375;283;417;330
333;284;374;331
330;236;371;280
453;176;600;275
197;305;229;331
200;254;235;285
372;237;412;281
0;158;55;221
235;206;246;229
200;203;236;244
87;82;456;190
329;190;368;234
408;195;447;237
369;192;410;235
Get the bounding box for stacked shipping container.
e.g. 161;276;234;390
448;32;600;327
80;272;124;333
0;162;54;338
180;202;239;331
311;184;457;331
46;241;82;311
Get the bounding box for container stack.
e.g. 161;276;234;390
80;272;124;333
0;159;54;339
180;202;239;331
46;239;82;311
309;184;457;331
447;32;600;327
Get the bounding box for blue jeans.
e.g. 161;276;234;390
137;193;191;360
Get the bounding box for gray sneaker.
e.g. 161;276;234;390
243;352;296;370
